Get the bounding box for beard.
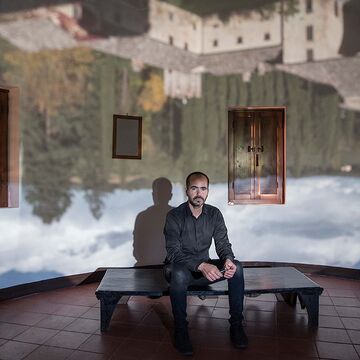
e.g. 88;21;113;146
189;196;205;208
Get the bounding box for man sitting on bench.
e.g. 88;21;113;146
164;171;248;356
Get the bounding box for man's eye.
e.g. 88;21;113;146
201;187;207;191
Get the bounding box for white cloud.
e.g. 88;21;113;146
0;176;359;287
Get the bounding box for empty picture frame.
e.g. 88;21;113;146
112;114;142;159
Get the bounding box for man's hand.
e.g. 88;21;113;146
198;262;222;282
223;259;236;279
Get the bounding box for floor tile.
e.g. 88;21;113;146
315;327;351;344
128;324;169;342
319;296;333;305
109;338;161;360
316;341;359;360
153;342;194;360
355;344;360;357
187;296;217;307
342;318;360;330
78;334;123;354
53;305;91;317
67;350;110;360
14;327;59;344
319;315;344;328
278;337;318;357
2;312;47;326
211;307;229;320
328;289;357;297
348;330;360;344
64;318;99;333
23;345;73;360
331;297;360;307
336;306;360;318
0;323;29;340
246;300;276;312
319;305;337;316
187;305;214;318
80;308;100;320
112;308;147;324
35;314;76;330
45;330;91;349
0;340;38;360
246;310;276;323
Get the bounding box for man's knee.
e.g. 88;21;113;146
167;264;190;288
232;260;244;279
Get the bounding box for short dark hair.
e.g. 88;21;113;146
186;171;209;189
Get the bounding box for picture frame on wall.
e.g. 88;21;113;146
112;114;142;159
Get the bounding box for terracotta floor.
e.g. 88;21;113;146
0;274;359;360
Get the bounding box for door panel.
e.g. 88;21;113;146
228;107;286;205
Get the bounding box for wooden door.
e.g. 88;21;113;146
228;107;286;205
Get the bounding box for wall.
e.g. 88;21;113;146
0;0;359;288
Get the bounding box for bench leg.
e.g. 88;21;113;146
277;292;297;306
98;293;122;332
298;293;319;327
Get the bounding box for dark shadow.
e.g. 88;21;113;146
133;177;173;266
339;0;360;56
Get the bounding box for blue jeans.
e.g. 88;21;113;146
164;259;245;328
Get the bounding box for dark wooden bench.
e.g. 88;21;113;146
95;266;323;331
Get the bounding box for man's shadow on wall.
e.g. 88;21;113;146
133;177;174;266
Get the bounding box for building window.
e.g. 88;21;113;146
306;25;313;41
192;23;196;30
306;0;313;13
184;43;188;51
237;36;243;44
334;1;339;17
169;36;173;45
264;33;270;41
213;23;219;28
169;12;173;21
307;49;314;61
213;39;218;47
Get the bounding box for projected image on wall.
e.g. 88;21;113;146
0;0;359;288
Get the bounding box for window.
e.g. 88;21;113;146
0;87;19;208
264;33;270;41
307;49;314;61
184;42;188;51
306;25;313;41
169;36;173;45
213;39;218;47
213;23;219;28
237;36;243;44
306;0;313;13
169;12;173;21
228;107;286;205
334;1;339;17
192;23;196;30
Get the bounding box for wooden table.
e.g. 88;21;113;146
95;267;323;331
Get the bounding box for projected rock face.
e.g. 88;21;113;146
0;0;359;287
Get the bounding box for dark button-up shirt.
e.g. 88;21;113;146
164;202;235;272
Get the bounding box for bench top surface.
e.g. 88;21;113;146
96;267;323;296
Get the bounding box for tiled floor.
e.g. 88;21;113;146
0;273;359;359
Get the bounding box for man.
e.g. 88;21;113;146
164;171;247;356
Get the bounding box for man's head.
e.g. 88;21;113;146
185;172;209;208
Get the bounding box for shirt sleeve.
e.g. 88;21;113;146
213;210;235;261
164;211;202;272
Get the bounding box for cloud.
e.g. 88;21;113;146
0;176;359;288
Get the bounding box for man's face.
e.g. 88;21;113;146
186;176;209;208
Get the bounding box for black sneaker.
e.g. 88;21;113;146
174;327;193;356
230;324;248;349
